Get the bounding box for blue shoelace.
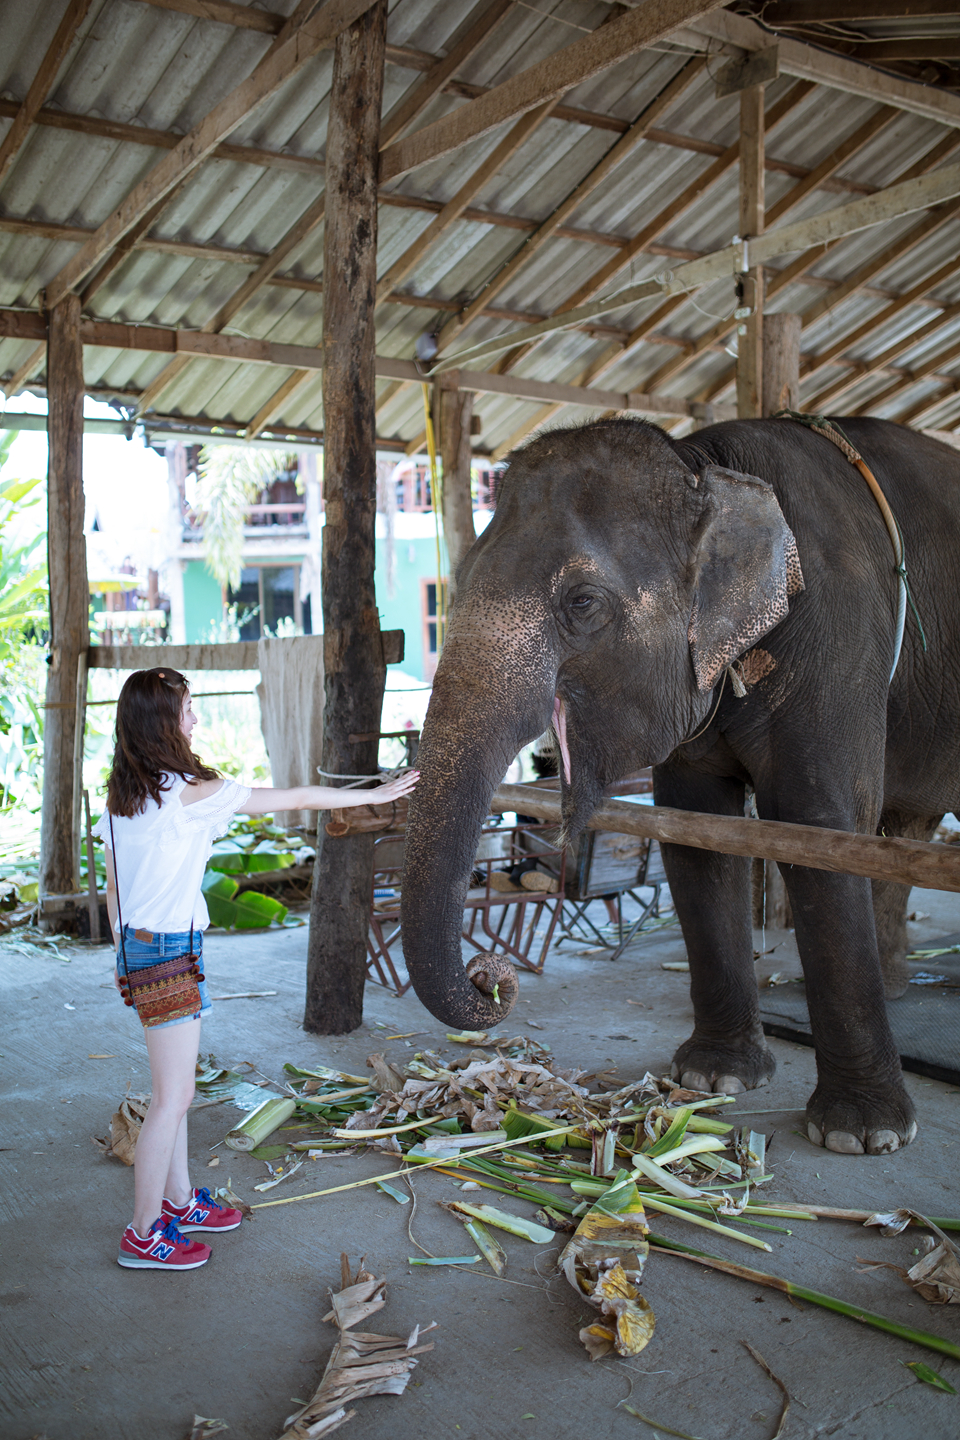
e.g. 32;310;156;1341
191;1187;223;1212
151;1217;184;1245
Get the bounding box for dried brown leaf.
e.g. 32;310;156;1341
283;1256;434;1440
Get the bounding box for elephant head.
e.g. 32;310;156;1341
400;419;802;1029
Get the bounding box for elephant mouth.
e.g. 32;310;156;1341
552;696;571;784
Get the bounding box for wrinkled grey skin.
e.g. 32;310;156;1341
401;416;960;1155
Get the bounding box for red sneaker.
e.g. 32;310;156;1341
162;1186;243;1233
118;1217;210;1270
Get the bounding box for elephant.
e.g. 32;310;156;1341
400;414;960;1155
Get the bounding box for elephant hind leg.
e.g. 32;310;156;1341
872;810;942;999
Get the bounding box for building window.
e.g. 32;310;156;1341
228;563;310;639
422;578;447;678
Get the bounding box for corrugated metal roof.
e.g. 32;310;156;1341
3;0;960;452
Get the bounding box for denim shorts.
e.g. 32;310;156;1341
115;926;211;1028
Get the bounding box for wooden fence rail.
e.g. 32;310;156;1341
326;780;960;894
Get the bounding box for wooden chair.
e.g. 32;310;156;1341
365;820;567;997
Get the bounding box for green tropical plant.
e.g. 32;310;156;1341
196;446;297;590
0;433;47;815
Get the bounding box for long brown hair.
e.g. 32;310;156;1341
105;668;219;817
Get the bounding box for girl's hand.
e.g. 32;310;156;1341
372;770;419;804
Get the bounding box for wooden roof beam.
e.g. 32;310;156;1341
0;307;736;421
437;59;706;348
807;301;960;411
378;0;730;185
42;0;377;310
0;0;94;192
0;96;896;197
683;9;960;129
759;1;959;23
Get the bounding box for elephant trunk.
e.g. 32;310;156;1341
400;630;554;1029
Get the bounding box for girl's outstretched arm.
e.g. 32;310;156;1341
238;769;419;817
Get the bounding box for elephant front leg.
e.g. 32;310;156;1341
655;768;776;1095
785;865;917;1154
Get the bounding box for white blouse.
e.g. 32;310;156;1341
93;774;252;935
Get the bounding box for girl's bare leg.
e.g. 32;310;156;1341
132;1018;201;1235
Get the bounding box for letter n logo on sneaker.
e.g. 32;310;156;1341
189;1207;210;1223
154;1242;174;1260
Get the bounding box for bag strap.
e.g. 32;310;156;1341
107;811;129;983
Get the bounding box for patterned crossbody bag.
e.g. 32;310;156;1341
109;812;205;1027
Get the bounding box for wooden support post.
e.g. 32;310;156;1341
304;0;387;1037
437;372;476;602
40;294;88;913
762;312;801;415
737;85;765;420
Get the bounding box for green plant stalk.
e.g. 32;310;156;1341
649;1235;960;1362
434;1162;578;1214
640;1193;772;1252
224;1097;297;1152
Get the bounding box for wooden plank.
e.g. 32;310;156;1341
88;633;404;669
737;84;765;421
379;0;730;185
40;294;87;904
764;106;897;228
761;0;957;22
243;369;317;441
553;82;810;323
433;158;960;375
0;0;94;189
306;0;387;1036
133;188;328;415
490;785;960;893
435;58;706;350
379;0;513;148
376;97;562;303
132;0;283;30
685;9;960;130
848;39;960;63
801;254;960;389
2;341;46;399
42;0;377;310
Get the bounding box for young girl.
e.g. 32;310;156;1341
94;666;418;1271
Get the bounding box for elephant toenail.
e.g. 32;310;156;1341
670;1063;681;1081
714;1076;746;1095
807;1121;824;1147
681;1071;710;1092
867;1130;901;1154
825;1131;865;1154
905;1120;918;1143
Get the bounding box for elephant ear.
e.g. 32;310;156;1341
688;464;804;692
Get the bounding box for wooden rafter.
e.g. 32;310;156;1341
763;105;896;227
762;0;958;23
376;96;561;304
636;113;949;398
0;307;739;422
433;59;706;351
378;0;728;185
0;0;93;191
690;181;960;410
378;0;513;148
42;0;376;310
803;257;960;407
685;9;960;129
0;92;889;195
135;0;960;130
483;81;812;454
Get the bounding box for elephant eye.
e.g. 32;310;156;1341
569;594;594;610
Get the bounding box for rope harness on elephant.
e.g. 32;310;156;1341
774;411;926;682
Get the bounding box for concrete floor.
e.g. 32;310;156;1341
3;892;960;1440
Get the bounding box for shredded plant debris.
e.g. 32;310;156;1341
280;1254;435;1438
